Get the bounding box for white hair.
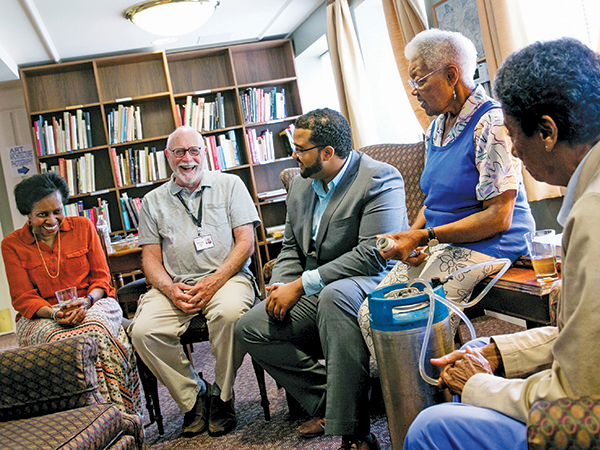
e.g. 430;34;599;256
405;28;478;85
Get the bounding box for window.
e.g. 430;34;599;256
353;0;423;143
518;0;600;49
295;35;341;114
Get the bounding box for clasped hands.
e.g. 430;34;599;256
53;297;91;327
378;231;428;266
431;343;502;396
167;275;221;313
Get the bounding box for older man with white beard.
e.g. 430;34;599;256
129;126;260;437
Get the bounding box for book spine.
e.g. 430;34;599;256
85;111;93;147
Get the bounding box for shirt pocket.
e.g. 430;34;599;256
65;247;90;279
203;203;229;228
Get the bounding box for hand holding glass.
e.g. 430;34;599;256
524;230;558;285
55;286;77;308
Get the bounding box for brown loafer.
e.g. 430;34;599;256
297;416;325;438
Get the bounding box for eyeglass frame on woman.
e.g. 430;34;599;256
292;144;325;154
168;146;204;158
408;67;445;90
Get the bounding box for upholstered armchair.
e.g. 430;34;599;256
0;336;145;449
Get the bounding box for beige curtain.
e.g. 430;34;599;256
477;0;563;201
326;0;378;148
382;0;430;132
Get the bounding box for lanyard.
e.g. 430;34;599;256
176;188;203;229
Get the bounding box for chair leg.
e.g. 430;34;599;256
136;353;164;436
251;358;271;421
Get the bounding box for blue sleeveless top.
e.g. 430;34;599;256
420;100;535;261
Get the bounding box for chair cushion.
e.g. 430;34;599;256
528;396;600;450
0;337;102;421
180;314;209;345
0;403;130;450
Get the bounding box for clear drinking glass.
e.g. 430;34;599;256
55;286;77;307
524;229;558;285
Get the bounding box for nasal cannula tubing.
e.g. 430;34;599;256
408;258;512;386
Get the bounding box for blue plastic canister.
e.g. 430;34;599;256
368;282;453;449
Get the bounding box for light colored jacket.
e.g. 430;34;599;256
463;141;600;423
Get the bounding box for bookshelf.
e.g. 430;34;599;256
20;39;302;272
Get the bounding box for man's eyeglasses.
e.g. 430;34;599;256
168;146;204;158
291;144;324;154
408;68;444;90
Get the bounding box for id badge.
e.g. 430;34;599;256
194;233;215;252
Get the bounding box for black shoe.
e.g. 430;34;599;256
339;433;381;450
182;383;211;437
208;394;237;436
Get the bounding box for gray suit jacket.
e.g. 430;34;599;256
271;150;409;293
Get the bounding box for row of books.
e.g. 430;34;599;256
120;192;142;231
32;110;93;156
39;153;96;196
246;128;276;164
64;199;111;232
107;105;143;145
176;94;226;131
110;147;169;187
203;130;241;171
239;87;286;124
279;124;295;157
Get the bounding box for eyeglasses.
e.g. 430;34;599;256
291;144;324;154
168;146;204;158
408;68;444;90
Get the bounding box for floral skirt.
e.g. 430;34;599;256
15;297;142;418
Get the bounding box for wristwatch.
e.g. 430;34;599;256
427;227;439;248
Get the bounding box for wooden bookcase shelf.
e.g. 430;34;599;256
20;39;302;272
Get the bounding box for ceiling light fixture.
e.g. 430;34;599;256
125;0;220;37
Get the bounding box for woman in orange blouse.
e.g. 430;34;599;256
1;172;141;417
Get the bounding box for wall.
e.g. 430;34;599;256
0;80;32;332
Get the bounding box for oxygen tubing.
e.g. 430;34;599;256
409;258;512;386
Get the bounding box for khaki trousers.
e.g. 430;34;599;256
129;274;255;412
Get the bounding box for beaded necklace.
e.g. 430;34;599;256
33;225;61;279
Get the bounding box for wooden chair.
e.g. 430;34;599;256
98;232;272;435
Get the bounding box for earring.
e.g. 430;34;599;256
453;88;457;100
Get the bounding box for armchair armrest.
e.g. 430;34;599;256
527;396;600;449
0;336;102;421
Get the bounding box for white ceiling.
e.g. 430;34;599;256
0;0;325;84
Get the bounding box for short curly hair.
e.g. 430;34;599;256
295;108;353;159
404;28;477;85
494;38;600;145
14;172;69;216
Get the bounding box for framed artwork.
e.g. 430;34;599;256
432;0;485;60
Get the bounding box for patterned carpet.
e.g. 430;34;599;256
143;342;392;450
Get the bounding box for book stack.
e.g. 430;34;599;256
239;87;286;124
39;152;96;196
246;128;275;164
64;198;111;232
32;110;94;156
265;224;286;242
203;130;241;171
176;93;226;132
120;192;142;231
279;124;295;156
107;105;143;144
111;147;168;187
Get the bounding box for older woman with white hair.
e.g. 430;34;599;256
358;29;535;350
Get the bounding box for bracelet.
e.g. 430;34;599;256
85;294;94;307
51;309;59;321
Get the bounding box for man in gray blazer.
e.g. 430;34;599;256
235;108;408;450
